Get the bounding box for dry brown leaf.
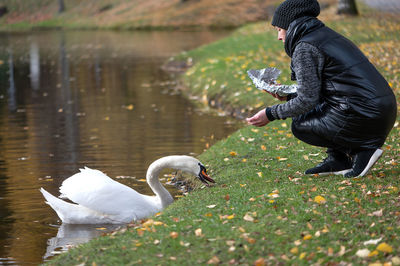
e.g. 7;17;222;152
246;237;256;244
337;246;346;256
254;258;266;266
195;228;203;237
169;232;179;239
307;222;313;230
356;249;370;258
226;240;235;246
207;256;220;265
371;209;383;217
243;213;254;222
363;237;382;245
327;247;334;256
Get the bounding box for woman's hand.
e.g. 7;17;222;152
246;109;270;127
264;90;287;101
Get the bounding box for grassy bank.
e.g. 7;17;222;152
46;9;400;266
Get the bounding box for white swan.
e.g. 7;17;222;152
40;155;214;224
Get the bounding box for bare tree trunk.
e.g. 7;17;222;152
58;0;65;13
337;0;358;15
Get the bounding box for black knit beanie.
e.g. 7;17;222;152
272;0;320;30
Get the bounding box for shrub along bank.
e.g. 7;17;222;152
46;12;400;266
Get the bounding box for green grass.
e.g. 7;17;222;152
46;126;399;265
46;14;400;266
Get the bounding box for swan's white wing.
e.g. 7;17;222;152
59;167;161;220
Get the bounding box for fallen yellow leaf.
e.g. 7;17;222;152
303;235;312;240
368;250;379;257
314;195;326;204
322;226;329;233
261;145;267;151
142;219;155;227
290;247;299;254
376;242;393;253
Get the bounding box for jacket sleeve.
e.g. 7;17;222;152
267;42;324;120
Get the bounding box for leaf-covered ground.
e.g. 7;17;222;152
47;9;399;266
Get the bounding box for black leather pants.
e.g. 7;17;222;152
290;100;395;154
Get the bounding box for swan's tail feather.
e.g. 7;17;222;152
40;188;121;224
40;188;77;223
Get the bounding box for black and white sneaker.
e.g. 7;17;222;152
305;151;352;176
344;149;383;178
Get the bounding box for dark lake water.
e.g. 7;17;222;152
0;30;241;265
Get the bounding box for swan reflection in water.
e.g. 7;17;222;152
43;223;123;259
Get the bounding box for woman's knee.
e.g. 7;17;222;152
291;118;333;148
291;119;308;141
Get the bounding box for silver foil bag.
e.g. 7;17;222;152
247;67;298;96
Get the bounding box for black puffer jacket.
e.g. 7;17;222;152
286;17;397;149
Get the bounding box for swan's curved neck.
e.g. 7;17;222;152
146;156;186;208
